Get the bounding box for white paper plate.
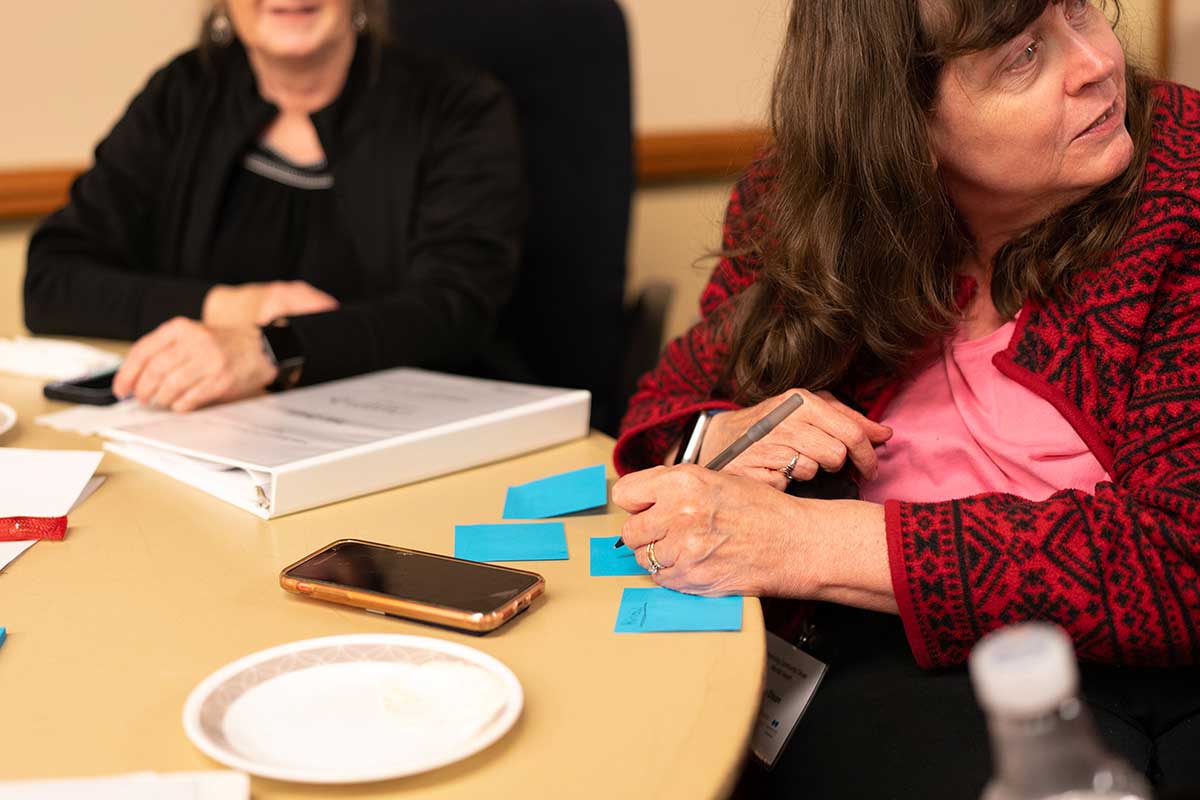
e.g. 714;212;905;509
0;402;15;438
182;634;523;784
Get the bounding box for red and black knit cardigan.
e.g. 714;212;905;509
614;82;1200;670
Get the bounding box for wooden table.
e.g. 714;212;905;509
0;365;765;798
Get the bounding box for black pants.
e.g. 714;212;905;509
735;604;1200;800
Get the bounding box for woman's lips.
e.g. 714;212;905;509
267;5;319;18
1076;100;1121;140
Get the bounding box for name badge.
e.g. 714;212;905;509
751;631;828;768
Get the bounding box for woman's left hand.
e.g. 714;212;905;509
611;464;812;597
113;317;278;412
611;464;896;610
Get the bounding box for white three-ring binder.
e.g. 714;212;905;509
93;368;590;518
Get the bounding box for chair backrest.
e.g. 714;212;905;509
390;0;634;435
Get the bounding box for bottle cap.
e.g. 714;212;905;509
969;622;1078;717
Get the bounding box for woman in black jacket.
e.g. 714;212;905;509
25;0;525;410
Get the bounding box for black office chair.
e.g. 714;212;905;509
391;0;655;436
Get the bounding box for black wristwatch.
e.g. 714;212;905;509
260;318;305;392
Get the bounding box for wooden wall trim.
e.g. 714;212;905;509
0;128;769;221
635;128;769;185
0;167;80;220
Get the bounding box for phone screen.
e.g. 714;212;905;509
286;541;540;614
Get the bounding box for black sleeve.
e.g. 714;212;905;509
288;70;526;385
23;60;214;340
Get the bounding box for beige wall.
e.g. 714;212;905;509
0;225;27;333
2;0;207;170
622;0;788;132
1171;0;1200;86
1118;0;1164;69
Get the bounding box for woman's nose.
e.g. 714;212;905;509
1063;30;1118;95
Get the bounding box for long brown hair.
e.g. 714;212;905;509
726;0;1154;404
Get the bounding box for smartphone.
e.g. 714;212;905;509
280;539;545;633
43;369;119;405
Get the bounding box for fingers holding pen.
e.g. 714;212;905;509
614;464;714;547
611;465;670;516
703;389;892;485
616;466;800;597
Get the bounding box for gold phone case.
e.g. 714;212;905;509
279;538;545;633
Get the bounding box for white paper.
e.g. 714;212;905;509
0;337;121;381
0;771;248;800
69;476;106;512
0;540;36;574
751;631;828;768
0;449;104;517
37;399;168;437
105;368;574;469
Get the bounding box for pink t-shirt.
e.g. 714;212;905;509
859;319;1107;504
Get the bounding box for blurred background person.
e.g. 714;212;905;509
24;0;524;410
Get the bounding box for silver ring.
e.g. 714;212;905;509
647;540;665;574
780;453;800;481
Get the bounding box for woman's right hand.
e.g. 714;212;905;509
202;281;339;327
699;390;893;491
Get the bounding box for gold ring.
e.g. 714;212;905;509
647;540;665;574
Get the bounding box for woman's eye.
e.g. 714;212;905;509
1065;0;1090;20
1009;41;1040;70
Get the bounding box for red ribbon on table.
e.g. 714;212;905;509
0;516;68;541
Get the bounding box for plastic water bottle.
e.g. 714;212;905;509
969;622;1153;800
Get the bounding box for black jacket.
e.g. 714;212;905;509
24;39;525;386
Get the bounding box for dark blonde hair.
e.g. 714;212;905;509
727;0;1154;403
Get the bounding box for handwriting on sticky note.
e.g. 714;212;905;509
614;588;742;633
621;602;648;629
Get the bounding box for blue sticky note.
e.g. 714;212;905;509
0;627;6;649
502;464;607;519
455;522;569;562
614;588;742;633
590;536;650;576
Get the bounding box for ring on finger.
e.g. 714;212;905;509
780;452;800;481
647;540;665;574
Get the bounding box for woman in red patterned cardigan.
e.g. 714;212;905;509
613;0;1200;795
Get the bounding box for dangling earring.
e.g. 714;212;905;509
352;2;368;33
210;5;234;46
